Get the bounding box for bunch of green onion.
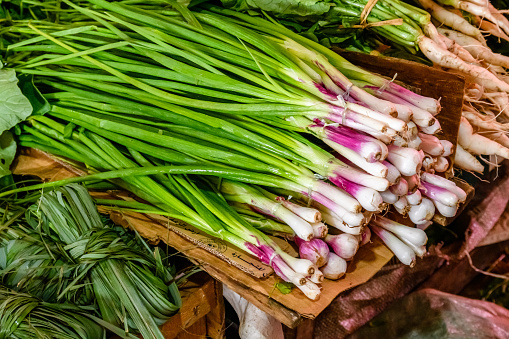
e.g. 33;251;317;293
0;0;466;299
0;184;181;339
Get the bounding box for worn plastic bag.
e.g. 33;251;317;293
349;288;509;338
223;284;284;339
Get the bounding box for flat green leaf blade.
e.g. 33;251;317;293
221;0;332;16
0;69;32;134
0;131;16;179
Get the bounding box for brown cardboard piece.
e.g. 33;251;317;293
11;147;393;327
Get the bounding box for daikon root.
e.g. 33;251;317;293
438;28;509;68
418;0;487;44
454;144;484;173
459;117;509;158
418;36;509;93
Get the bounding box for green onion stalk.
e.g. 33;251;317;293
0;0;453;291
12;115;323;299
0;184;181;339
214;0;509;94
3;0;439;191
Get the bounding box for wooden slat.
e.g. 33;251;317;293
160;273;217;339
205;281;225;339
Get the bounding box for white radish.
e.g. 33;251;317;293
418;36;509;92
438;32;480;64
418;0;487;44
457;2;509;36
438;28;509;68
459;117;509;159
454;144;484;173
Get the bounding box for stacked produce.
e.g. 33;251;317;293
220;0;509;173
0;0;466;300
0;184;181;339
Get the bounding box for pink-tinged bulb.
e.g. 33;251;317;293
358;227;371;246
325;234;359;260
321;253;347;280
295;237;330;267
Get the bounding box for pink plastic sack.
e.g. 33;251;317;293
348;289;509;339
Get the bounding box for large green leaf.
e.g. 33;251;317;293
0;69;32;133
221;0;332;16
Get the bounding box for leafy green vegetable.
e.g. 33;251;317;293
0;130;16;178
221;0;332;16
275;281;294;294
0;69;32;134
17;74;50;116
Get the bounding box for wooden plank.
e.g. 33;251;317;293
205;281;225;339
175;317;207;339
160;273;217;339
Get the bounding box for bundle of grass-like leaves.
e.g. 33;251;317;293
0;184;181;339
